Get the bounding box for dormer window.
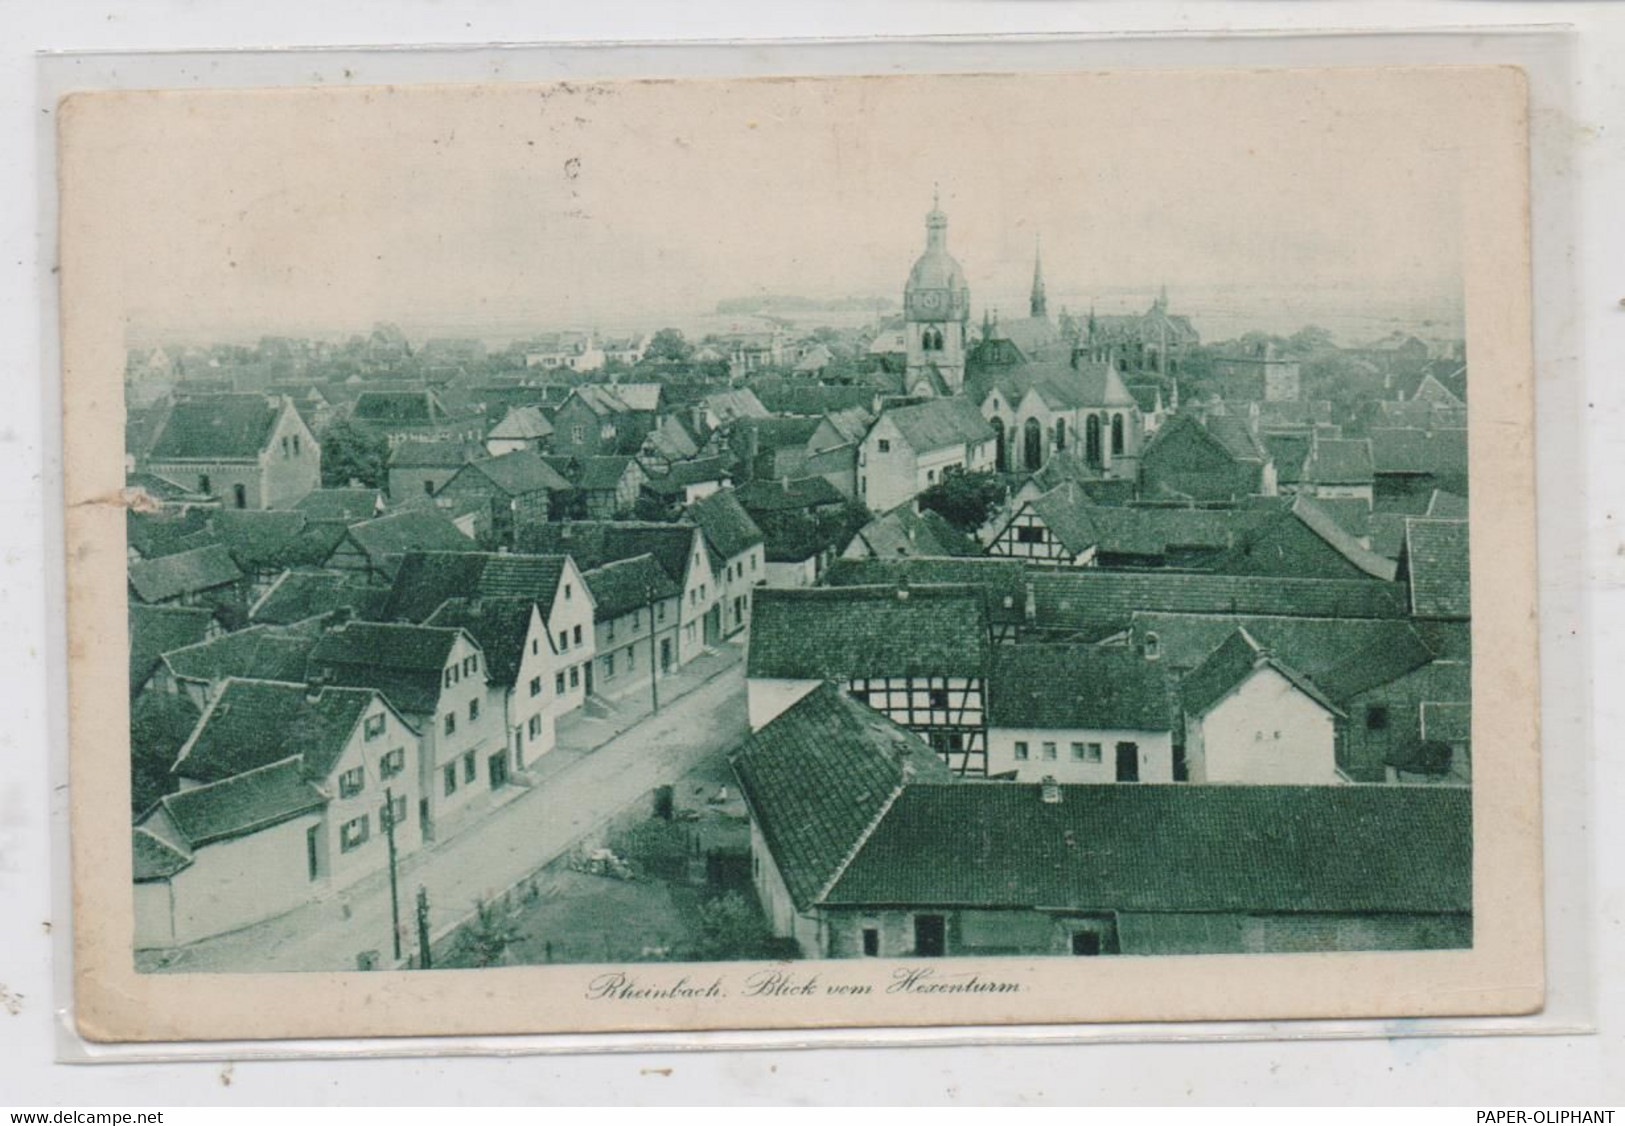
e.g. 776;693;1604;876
1143;632;1161;660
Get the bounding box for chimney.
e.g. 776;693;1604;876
1024;580;1037;625
305;668;331;703
782;475;791;493
1040;776;1062;804
895;578;910;601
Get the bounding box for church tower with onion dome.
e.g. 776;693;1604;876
903;191;971;395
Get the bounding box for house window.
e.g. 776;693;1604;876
468;697;480;722
444;712;456;736
528;714;542;738
572;424;585;443
569;666;580;688
862;928;880;957
626;645;635;669
1043;742;1058;761
926;469;936;484
463;656;474;676
293;435;302;456
281;436;290;456
573;624;582;646
1366;706;1390;731
443;763;457;796
338;767;366;799
424;479;436;496
878;439;891;453
199;474;211;494
1016;525;1044;544
380;748;406;779
633;609;642;630
363;713;386;740
557;630;568;652
532;638;539;655
564;583;572;601
444;668;456;689
606;619;616;642
1144;632;1161;660
340;815;370;852
1076;742;1102;763
463;751;477;783
529;676;542;698
928;688;949;710
1014;741;1030;761
233;483;248;509
555;672;566;694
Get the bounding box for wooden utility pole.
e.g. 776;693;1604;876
415;885;432;970
383;786;402;961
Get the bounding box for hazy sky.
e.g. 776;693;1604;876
73;69;1479;345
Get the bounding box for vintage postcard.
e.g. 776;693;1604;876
61;65;1541;1042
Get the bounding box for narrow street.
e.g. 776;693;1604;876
149;648;748;973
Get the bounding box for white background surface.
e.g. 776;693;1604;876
1;0;1621;1106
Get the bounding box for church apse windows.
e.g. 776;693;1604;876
1085;414;1103;469
1111;413;1125;456
1023;418;1044;472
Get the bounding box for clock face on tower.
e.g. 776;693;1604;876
918;291;943;312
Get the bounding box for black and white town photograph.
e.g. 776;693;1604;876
98;69;1485;982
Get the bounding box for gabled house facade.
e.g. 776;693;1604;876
857;398;996;513
146;394;320;511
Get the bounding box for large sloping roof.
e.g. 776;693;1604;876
293;488;385;523
1304;438;1375;486
516;521;699;587
1128;612;1430;684
353;389;450;425
128;544;242;603
1181;628;1342;718
879;397;994;453
424;597;537;687
685;488;765;563
161;624;322;686
843;506;979;559
450;449;573;496
386;440;481;470
581;554;681;621
729;683;951;912
487;405;554;441
746;584;990;680
172;678;379;784
987;643;1175;731
822;783;1470;914
1399;518;1471;620
129;605;215;692
248;569;390;626
734;476;847;514
340;510;474;569
1370;428;1469;476
309;622;467;715
148;395;281;461
1314;623;1442;703
148;757;326;851
381;551;571;623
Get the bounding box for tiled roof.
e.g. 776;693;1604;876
1427;490;1470;520
248;569;388;626
987;643;1174;731
162;625;321;686
129;604;215;692
354;389;449;425
309;622;465;715
382;551;571;623
1421;701;1473;743
575;455;638;491
702;388;770;422
582;554;681;621
643;456;733;496
604;383;663;412
878;397;994;453
386;441;481;469
451;449;573;496
824;556;1029;628
685;488;765;563
516;521;699;587
208;510;333;573
1181;628;1341;718
1128;612;1426;683
746;584;991;680
822;783;1470;914
487;405;554;441
1307;496;1372;540
340;510;474;569
1304;438;1375;486
818;406;875;446
752;384;876;416
1030;569;1407;640
172;678;379;784
735;476;847;514
729;682;951;912
1203;412;1270;463
1370;428;1469;476
1368;512;1410;560
293;488;384;523
1315;624;1441;703
128;544;243;603
1026;488;1261;558
843;506;980;559
151;757;326;850
1400;518;1471;619
425;597;536;687
132;827;192;881
148;395;281;461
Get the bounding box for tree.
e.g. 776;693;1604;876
460;898;523;968
685;891;776;961
645;328;694;365
130;692;200;814
915;471;1007;535
1287;324;1336;356
318;417;391;489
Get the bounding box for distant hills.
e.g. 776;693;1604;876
715;295;897;315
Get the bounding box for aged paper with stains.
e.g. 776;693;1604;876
61;67;1540;1042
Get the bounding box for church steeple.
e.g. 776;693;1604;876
1030;236;1048;320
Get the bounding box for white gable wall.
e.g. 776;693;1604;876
1185;666;1340;785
